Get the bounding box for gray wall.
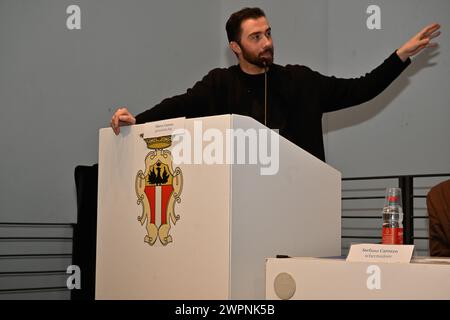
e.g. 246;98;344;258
324;0;450;177
0;0;222;223
322;0;450;257
0;0;449;298
2;0;447;224
0;0;222;299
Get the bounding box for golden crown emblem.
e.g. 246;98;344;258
140;134;172;150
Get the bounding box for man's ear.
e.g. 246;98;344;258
229;41;241;56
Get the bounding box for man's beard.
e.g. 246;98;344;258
240;44;274;68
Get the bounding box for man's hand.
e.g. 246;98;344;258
110;107;136;135
396;23;441;62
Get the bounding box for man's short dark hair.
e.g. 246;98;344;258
226;7;266;43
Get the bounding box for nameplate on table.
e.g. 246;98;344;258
346;244;414;263
142;117;186;138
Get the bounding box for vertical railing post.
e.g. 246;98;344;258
399;176;414;245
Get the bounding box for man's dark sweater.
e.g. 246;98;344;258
135;51;410;161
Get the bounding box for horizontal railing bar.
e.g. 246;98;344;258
0;270;68;276
343;216;429;219
0;254;72;258
343;176;400;181
411;173;450;178
342;236;382;239
0;286;69;293
0;237;73;240
342;196;385;200
342;216;381;219
0;222;74;226
343;173;450;181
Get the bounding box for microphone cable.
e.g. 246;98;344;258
263;62;268;126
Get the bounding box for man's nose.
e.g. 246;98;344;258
263;36;272;49
262;35;272;49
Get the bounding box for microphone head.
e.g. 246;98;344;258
259;47;274;67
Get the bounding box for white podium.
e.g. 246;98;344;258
96;114;341;299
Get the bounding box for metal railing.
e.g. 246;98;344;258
342;173;450;245
0;222;74;296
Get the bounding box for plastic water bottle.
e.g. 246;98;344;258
382;187;404;245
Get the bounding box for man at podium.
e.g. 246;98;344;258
110;7;440;161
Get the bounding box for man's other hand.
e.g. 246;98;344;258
110;107;136;135
396;23;441;62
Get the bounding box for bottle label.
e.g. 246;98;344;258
387;196;398;202
382;227;403;245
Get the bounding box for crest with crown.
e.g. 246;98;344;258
135;133;183;246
